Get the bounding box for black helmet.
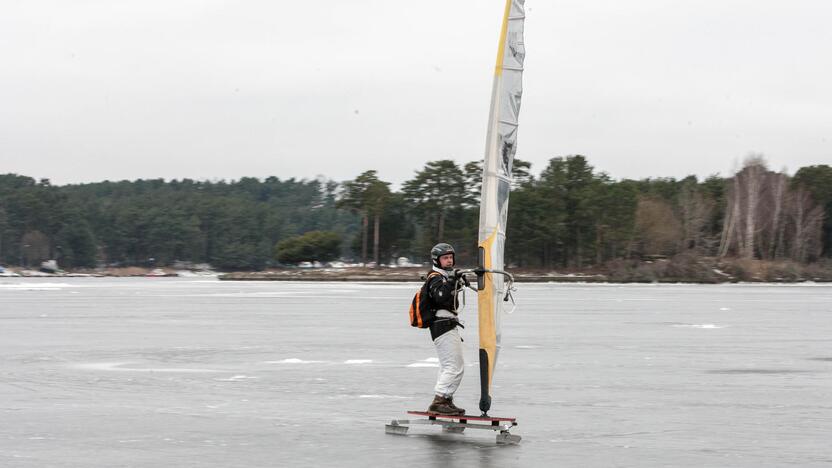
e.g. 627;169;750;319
431;243;455;267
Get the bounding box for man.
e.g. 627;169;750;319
424;242;469;416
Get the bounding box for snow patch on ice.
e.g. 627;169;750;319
358;394;407;399
265;358;326;364
515;345;540;349
407;363;438;367
216;375;258;381
204;403;229;409
75;362;220;373
672;323;724;329
344;359;373;364
407;357;440;368
719;307;731;311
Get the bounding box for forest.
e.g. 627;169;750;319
1;156;830;278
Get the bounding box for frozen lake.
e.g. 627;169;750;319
1;278;831;467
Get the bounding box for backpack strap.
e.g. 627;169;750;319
426;271;441;280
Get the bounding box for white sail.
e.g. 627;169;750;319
476;0;525;415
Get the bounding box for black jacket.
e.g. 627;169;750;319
426;271;462;314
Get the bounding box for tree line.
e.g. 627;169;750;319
0;156;829;270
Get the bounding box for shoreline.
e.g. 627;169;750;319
3;259;831;284
2;272;829;284
216;272;831;284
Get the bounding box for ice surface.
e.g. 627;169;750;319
1;278;831;467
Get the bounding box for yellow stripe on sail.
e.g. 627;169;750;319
478;229;499;389
494;0;512;75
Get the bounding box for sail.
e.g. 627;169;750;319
476;0;525;414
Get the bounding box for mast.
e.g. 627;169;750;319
476;0;525;415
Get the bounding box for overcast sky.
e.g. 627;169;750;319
1;0;830;187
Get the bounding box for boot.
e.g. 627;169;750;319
428;395;462;415
447;396;466;416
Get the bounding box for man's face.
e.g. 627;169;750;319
439;253;454;268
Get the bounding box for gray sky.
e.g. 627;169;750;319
1;0;830;187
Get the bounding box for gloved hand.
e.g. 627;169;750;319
454;269;470;287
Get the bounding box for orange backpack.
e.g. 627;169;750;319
409;272;440;328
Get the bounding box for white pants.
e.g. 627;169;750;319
433;326;464;397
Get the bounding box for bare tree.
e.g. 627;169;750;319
719;155;769;259
719;155;825;263
766;172;788;259
789;187;825;263
719;175;741;258
679;183;714;253
741;156;767;258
